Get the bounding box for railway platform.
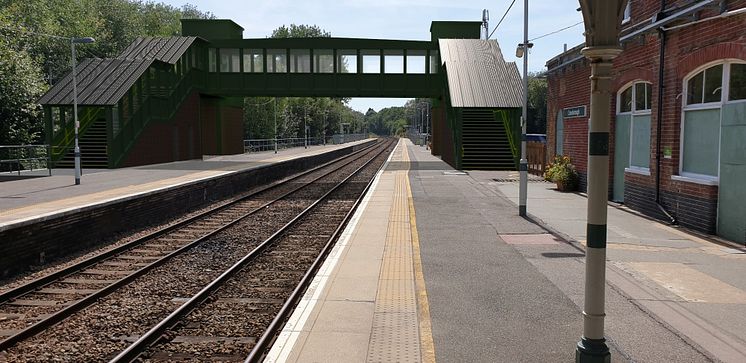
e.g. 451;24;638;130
267;138;746;363
0;140;373;229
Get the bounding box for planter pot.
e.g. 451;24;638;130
556;180;574;192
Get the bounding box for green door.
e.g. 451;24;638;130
718;102;746;244
556;111;564;155
613;114;631;202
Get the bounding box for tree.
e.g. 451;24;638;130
0;38;46;145
0;0;214;145
527;71;547;134
271;24;331;38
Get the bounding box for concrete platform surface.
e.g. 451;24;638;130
0;140;372;228
264;139;744;363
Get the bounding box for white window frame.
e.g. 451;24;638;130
617;80;652;174
622;1;632;24
678;59;746;184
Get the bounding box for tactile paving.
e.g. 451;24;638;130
367;147;421;363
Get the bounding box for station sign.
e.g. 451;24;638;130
563;106;587;119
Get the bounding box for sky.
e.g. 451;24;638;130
161;0;586;112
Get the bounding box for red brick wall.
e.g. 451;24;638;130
546;0;746;233
220;105;244;155
122;92;202;167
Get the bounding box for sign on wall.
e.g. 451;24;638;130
562;106;587;119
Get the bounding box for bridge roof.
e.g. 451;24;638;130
119;36;197;64
39;37;198;106
38;58;152;106
439;39;523;108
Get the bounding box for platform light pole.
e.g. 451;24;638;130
516;0;531;216
71;36;95;185
274;97;278;153
576;1;625;362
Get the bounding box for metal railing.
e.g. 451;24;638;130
407;131;429;147
243;134;369;153
0;145;52;176
330;133;367;145
244;137;323;153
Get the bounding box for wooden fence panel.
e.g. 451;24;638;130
527;142;546;177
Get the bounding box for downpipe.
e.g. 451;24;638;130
654;28;677;225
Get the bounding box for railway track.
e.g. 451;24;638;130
111;138;395;362
0;139;390;361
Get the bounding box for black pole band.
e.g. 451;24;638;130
586;223;607;249
588;132;609;156
519;162;528;171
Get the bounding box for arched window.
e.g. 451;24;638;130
617;81;652;170
613;80;652;201
680;61;746;182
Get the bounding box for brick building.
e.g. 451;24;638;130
546;0;746;243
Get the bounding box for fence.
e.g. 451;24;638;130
407;131;429;147
243;134;368;153
526;141;546;177
0;145;52;176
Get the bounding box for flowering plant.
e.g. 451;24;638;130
544;155;579;191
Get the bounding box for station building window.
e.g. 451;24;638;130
220;49;240;72
266;49;287;73
208;48;217;72
681;61;746;181
314;49;334;73
290;49;311;73
243;49;263;72
406;50;426;74
384;50;404;74
362;50;381;74
337;50;357;73
429;50;439;73
617;81;652;171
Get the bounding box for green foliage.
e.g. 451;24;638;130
0;0;213;145
527;71;547;134
0;38;46;145
544;155;578;190
271;24;331;38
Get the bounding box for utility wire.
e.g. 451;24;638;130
529;21;583;42
488;0;517;39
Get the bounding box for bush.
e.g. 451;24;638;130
544;155;579;191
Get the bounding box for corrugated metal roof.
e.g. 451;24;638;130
438;39;523;108
38;58;152;106
39;36;196;106
119;36;196;64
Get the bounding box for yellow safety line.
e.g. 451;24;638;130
403;142;436;363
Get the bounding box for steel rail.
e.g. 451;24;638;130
0;140;378;305
244;139;392;363
0;140;380;352
109;139;394;363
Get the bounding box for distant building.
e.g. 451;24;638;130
546;0;746;243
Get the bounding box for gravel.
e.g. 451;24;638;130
0;140;390;362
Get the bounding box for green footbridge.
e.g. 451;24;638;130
39;19;523;170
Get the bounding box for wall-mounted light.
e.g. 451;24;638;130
515;42;533;58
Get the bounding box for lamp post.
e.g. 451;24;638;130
575;1;626;362
516;0;531;216
274;97;278;153
71;36;95;185
323;110;327;146
304;106;308;149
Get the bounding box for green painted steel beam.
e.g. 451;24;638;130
203;73;442;98
208;37;437;50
